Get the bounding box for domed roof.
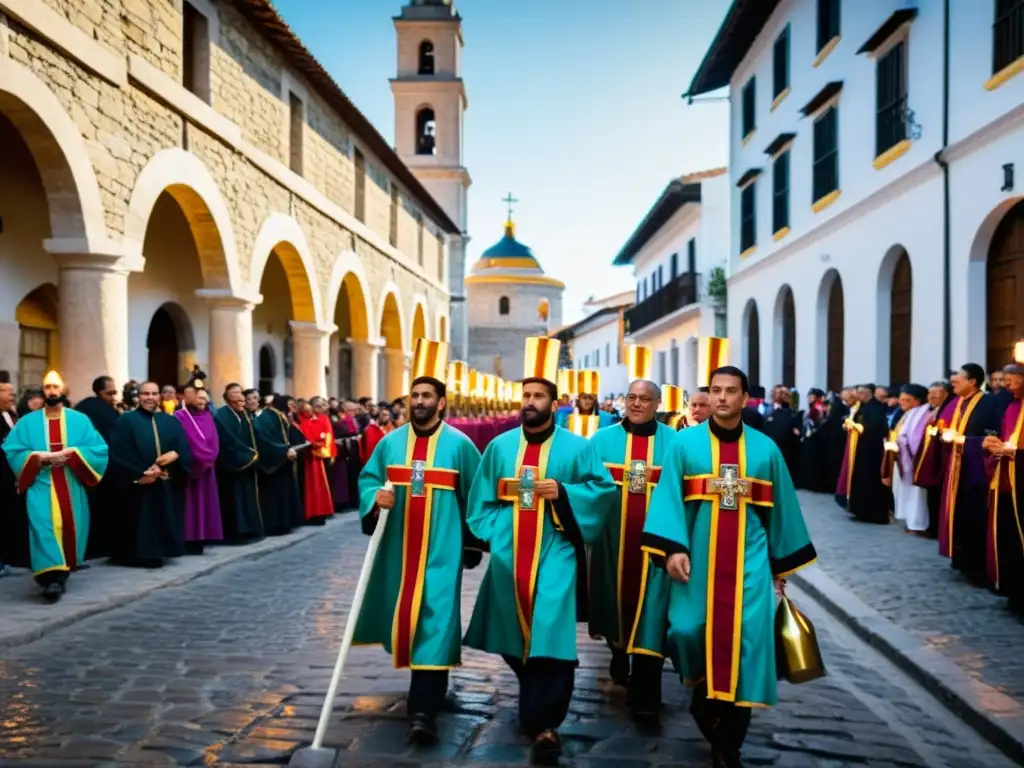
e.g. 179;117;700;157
466;219;565;289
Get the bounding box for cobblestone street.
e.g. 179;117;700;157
0;513;1017;767
796;491;1024;705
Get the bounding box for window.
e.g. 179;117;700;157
657;265;664;290
389;185;399;246
416;213;425;266
817;0;840;53
182;2;211;103
994;0;1023;74
670;342;680;386
605;343;611;366
687;238;696;273
670;252;679;279
773;150;790;233
416;108;436;156
773;26;790;101
636;284;642;303
813;107;839;202
418;40;435;75
876;41;907;156
740;183;756;253
658;351;668;383
354;148;366;222
499;296;510;315
741;77;756;139
288;92;304;175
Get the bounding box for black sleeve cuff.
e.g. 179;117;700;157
462;522;490;553
771;542;818;577
361;510;378;536
551;482;585;548
640;532;689;570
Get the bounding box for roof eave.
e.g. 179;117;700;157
612;181;701;266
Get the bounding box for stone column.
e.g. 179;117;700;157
290;321;334;399
201;292;255;398
383;348;408;401
54;252;129;402
349;339;381;401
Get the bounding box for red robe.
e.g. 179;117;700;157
296;412;335;521
360;422;393;464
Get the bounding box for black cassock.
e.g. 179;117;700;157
108;408;192;564
847;399;891;524
75;396;121;559
823;401;850;503
763;405;801;479
253;408;304;535
0;413;30;568
798;410;831;493
214;406;264;542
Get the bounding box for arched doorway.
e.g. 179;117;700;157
379;291;405;400
775;286;796;387
15;285;59;390
332;270;371;398
987;200;1024;370
745;300;761;388
411;302;427;347
438;315;448;343
258;344;276;396
146;302;193;387
825;273;844;392
889;251;912;384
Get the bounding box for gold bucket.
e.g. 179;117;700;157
775;595;826;684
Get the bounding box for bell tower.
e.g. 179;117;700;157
391;0;471;359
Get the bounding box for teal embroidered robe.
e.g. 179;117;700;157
555;409;614;429
588;419;675;656
463;425;618;661
254;408;304;534
213;407;262;540
3;408;108;575
353;423;482;668
641;422;817;706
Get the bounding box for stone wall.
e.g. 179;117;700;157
1;0;452;352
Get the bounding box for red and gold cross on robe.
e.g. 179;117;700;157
604;431;662;650
682;435;773;701
497;436;554;658
383;427;459;668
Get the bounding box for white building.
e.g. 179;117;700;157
687;0;1024;394
554;291;634;398
612;169;730;395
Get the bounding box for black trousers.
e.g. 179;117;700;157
609;646;663;710
408;669;449;719
35;570;68;589
690;682;752;757
502;655;575;736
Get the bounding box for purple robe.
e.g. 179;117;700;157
175;408;223;542
985;398;1024;587
897;404;930;479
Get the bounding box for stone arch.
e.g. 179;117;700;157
981;198;1024;369
415;106;436;156
410;294;429;345
258;343;276;396
436;309;450;343
0;58;110;248
15;283;60;388
816;269;844;392
377;281;406;350
249;212;324;325
876;244;913;385
418;40;435;75
773;284;796;387
123;148;243;296
147;301;196;387
742;299;761;388
325;251;373;342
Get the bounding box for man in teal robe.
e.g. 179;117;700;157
108;381;192;567
464;374;617;764
214;384;263;542
355;369;483;745
641;366;817;768
3;372;108;601
588;378;674;724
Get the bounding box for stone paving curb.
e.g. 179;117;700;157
0;516;357;652
792;565;1024;765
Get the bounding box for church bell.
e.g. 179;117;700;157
775;595;827;684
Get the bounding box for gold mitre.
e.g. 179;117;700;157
43;370;64;388
698;336;731;387
483;373;497;401
625;345;653;382
411;337;449;385
446;360;469;395
577;369;600;396
557;369;578;396
660;384;684;413
523;337;561;386
511;382;523;404
775;594;827;684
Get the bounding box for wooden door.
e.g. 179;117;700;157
147;307;179;388
827;277;844;392
781;289;796;387
988;201;1024;370
889;251;912;385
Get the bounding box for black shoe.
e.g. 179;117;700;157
408;712;438;746
42;582;64;603
531;730;561;765
609;654;629;687
629;704;661;729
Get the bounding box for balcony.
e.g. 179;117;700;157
625;272;700;335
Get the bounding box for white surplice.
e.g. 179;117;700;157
893;403;930;531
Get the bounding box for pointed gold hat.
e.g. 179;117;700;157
625;345;653;382
43;370;64;388
523;337;561;386
411;337;449;386
698;336;731;388
660;384;684;413
557;369;578;397
577;369;600;396
446;360;469;395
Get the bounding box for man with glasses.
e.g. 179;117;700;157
588;371;675;725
